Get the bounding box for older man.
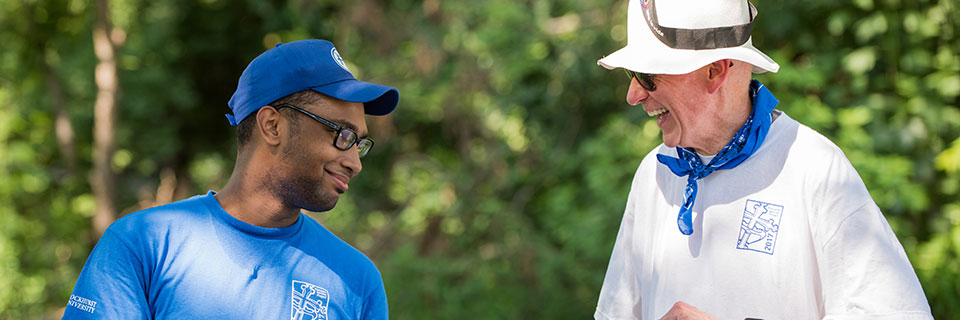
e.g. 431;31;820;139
593;0;932;319
65;39;397;319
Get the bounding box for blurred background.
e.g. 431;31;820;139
1;0;958;318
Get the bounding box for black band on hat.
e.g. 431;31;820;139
642;0;755;50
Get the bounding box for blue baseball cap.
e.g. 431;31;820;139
226;39;399;126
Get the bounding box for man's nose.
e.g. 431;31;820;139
626;77;650;106
342;149;363;176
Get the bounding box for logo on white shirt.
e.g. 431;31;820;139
291;280;329;320
737;199;784;255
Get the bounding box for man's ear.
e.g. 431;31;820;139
255;106;283;146
705;59;732;94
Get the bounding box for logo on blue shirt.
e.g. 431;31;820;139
737;199;784;255
291;280;329;320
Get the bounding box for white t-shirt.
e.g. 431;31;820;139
595;112;932;320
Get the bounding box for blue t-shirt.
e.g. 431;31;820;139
64;191;387;319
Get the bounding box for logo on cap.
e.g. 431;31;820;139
331;48;350;73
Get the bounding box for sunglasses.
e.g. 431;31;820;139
624;69;657;91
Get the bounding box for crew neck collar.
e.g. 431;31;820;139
201;190;303;239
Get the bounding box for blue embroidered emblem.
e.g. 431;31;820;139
737;200;784;255
291;280;329;320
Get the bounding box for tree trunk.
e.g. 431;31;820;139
47;63;76;175
90;0;119;242
22;0;77;175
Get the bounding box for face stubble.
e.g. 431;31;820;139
264;117;340;214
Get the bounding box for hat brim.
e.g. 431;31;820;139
598;39;779;75
312;79;400;116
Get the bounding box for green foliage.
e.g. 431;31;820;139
759;0;960;315
1;0;958;319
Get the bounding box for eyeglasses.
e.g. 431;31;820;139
274;104;375;158
624;69;657;91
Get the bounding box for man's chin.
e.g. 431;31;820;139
301;195;338;213
661;134;680;148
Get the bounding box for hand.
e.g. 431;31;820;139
659;301;717;320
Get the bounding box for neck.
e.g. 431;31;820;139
694;89;753;155
215;153;301;228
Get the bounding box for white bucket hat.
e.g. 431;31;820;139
598;0;779;75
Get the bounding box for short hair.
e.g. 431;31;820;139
236;90;327;150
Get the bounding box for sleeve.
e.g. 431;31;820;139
818;202;933;320
595;180;643;320
62;229;151;320
810;150;933;319
360;266;389;320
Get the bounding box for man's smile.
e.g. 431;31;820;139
326;170;351;193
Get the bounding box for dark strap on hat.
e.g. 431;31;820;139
642;0;756;50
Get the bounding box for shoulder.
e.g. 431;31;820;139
106;193;212;239
794;122;847;159
635;144;670;177
622;144;676;203
775;113;875;213
634;144;677;182
300;216;381;274
767;113;844;158
769;113;857;175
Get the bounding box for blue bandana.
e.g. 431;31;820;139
656;80;779;235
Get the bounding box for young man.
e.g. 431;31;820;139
593;0;932;319
64;39;398;319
